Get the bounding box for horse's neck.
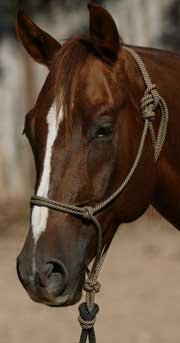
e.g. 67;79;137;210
135;46;180;229
152;159;180;230
125;45;180;229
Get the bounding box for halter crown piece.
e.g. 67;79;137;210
30;47;169;343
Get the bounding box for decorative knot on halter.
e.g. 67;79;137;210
83;279;101;294
82;206;94;221
78;302;99;343
140;84;160;121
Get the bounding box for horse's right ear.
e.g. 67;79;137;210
88;4;120;62
16;10;61;67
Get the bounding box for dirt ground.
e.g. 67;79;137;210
1;207;180;343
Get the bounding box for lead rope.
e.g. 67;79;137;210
30;47;169;343
78;247;107;343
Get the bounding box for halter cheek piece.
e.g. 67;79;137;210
30;47;169;343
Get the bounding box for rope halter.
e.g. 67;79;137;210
141;84;159;121
83;279;101;294
30;47;169;343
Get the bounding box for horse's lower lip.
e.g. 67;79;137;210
28;289;70;306
27;279;83;307
46;280;83;307
47;291;82;307
25;267;85;307
45;294;70;307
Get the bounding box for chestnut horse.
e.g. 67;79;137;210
16;4;180;308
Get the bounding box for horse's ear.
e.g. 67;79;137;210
88;4;120;62
16;10;61;67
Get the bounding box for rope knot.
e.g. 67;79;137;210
82;206;94;221
78;302;99;330
83;279;101;294
140;83;160;121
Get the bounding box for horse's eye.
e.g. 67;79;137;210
95;125;113;139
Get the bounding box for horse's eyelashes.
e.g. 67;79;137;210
96;125;113;139
89;122;113;141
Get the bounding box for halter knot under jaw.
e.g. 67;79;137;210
83;279;101;293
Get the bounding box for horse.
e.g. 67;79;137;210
16;4;180;310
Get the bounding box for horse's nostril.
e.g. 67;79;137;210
38;259;68;297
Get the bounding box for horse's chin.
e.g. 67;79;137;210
47;290;82;307
47;277;84;307
28;287;82;307
26;275;84;307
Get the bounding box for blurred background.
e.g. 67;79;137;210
1;0;180;342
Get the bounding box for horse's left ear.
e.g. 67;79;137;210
16;10;61;67
88;4;120;62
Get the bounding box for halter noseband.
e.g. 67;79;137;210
30;47;169;343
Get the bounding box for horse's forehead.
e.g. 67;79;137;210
82;60;114;105
34;60;114;128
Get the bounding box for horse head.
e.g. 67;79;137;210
16;4;155;306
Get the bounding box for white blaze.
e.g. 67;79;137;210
32;104;63;245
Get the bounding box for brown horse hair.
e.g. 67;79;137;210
53;34;123;132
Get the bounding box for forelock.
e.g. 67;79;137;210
53;36;92;127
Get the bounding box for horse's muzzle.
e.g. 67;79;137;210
16;257;79;306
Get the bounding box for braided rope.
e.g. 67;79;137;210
78;303;99;343
125;47;169;162
29;47;169;343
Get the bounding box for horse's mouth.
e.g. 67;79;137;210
47;289;82;307
26;275;84;307
46;277;83;307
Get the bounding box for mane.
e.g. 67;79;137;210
53;34;123;130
